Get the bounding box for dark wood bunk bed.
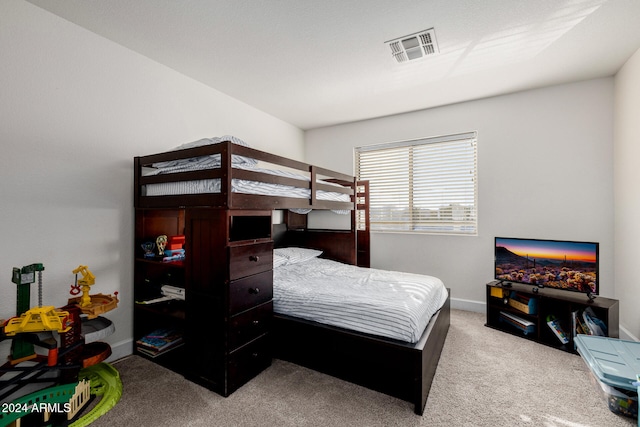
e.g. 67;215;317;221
134;139;450;415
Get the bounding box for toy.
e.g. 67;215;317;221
71;362;123;427
6;263;69;364
0;363;123;427
3;306;70;336
0;379;90;426
69;265;96;308
0;262;122;426
156;234;168;256
141;241;155;258
3;264;71;364
9;263;45;362
68;265;119;319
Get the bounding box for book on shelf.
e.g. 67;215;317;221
582;306;607;336
576;312;590;334
507;291;538;315
136;328;184;356
546;315;569;344
499;311;535;335
571;307;607;348
572;308;606;336
137;341;184;358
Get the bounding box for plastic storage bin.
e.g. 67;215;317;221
587;370;638;418
575;335;640;421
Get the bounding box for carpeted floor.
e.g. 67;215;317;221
91;310;635;426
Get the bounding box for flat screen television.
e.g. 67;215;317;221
495;237;599;296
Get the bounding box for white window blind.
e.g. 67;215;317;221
355;132;477;235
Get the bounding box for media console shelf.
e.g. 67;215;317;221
486;281;619;353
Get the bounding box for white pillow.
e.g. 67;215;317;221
274;247;323;264
273;253;289;268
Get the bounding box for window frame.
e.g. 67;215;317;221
355;131;478;236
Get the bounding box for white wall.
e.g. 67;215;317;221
306;79;615;313
614;47;640;340
0;1;303;359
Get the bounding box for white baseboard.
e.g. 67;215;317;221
105;338;133;363
451;298;485;313
619;325;638;342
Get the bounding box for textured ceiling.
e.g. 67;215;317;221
26;0;640;130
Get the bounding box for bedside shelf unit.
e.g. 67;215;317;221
134;207;273;395
134;209;187;372
485;281;619;353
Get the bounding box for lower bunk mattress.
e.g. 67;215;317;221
273;253;448;343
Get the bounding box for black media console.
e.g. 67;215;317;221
485;280;619;353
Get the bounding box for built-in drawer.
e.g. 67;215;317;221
227;334;271;393
228;270;273;315
229;242;273;281
228;301;272;351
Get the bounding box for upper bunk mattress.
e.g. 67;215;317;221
273;257;448;343
141;135;352;214
144;163;350;204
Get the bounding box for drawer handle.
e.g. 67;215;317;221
249;287;260;294
252;320;260;326
249;255;260;262
252;352;259;358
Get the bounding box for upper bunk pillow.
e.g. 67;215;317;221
150;135;258;174
274;247;323;264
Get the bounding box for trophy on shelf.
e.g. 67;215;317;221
156;235;168;256
141;242;155;258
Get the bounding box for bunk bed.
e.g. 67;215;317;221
133;137;450;415
134;136;356;214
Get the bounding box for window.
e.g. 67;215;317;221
355;132;477;235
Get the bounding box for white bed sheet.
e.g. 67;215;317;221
273;257;448;343
145;165;351;214
143;164;351;214
141;136;352;213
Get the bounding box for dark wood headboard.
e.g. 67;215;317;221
273;223;288;248
279;229;356;265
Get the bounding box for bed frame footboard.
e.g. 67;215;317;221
272;290;450;415
416;291;450;414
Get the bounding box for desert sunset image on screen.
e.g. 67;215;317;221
495;238;598;294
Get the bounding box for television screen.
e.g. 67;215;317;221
495;237;598;295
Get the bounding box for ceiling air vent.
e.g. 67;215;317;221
386;28;439;63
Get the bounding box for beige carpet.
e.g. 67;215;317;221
91;310;635;426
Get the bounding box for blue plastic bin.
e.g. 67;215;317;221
575;335;640;421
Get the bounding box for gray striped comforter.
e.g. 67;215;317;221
273;258;448;343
